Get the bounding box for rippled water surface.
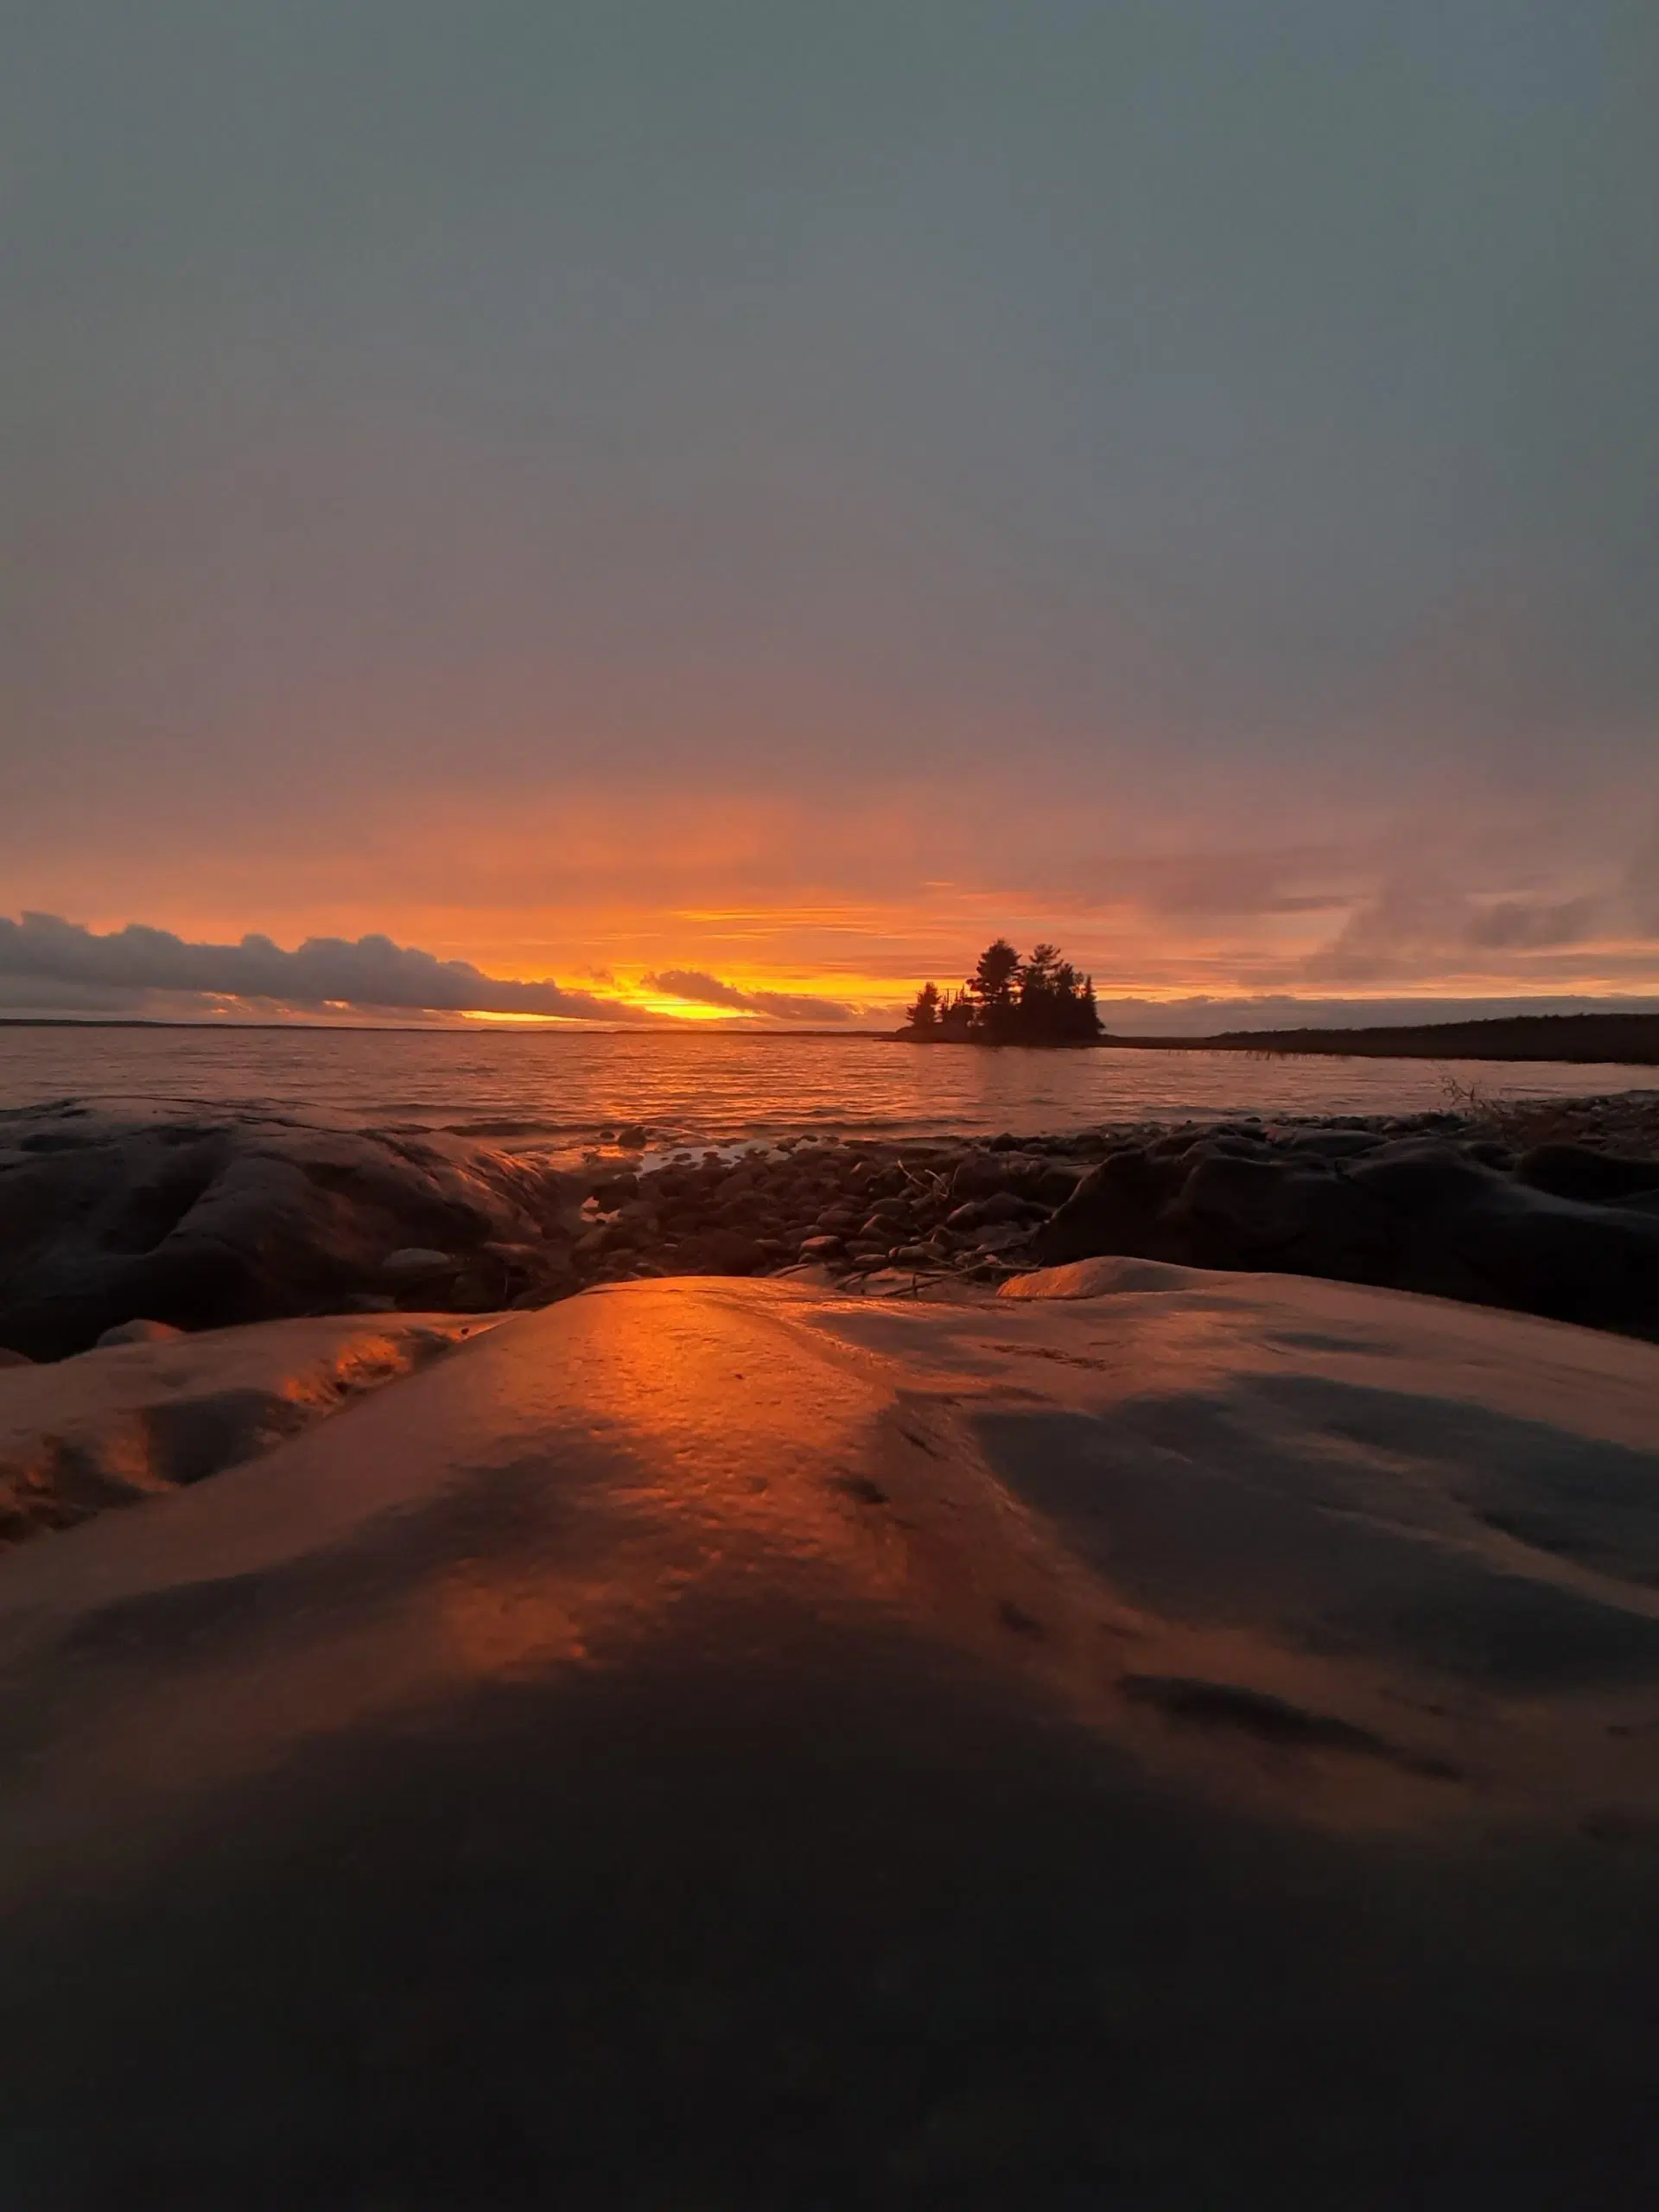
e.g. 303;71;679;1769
3;1025;1652;1156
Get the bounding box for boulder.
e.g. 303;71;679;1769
378;1247;456;1286
972;1224;1031;1255
1174;1152;1395;1281
93;1317;185;1349
1277;1127;1386;1159
1039;1134;1659;1336
0;1107;582;1359
1037;1145;1187;1265
1515;1143;1659;1205
947;1192;1027;1230
950;1151;1055;1202
671;1230;767;1276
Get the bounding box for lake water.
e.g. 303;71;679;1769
2;1024;1653;1159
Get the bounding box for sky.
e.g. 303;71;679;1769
3;0;1657;1027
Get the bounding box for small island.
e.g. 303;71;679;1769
899;939;1103;1046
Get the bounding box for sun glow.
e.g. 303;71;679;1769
622;991;753;1022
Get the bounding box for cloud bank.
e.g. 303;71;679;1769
0;912;661;1023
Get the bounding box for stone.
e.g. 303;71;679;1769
1035;1161;1085;1204
852;1267;929;1295
860;1212;912;1242
1345;1140;1497;1208
1279;1128;1386;1160
798;1235;843;1257
379;1248;456;1284
1178;1152;1341;1250
671;1230;766;1276
947;1191;1027;1230
1515;1143;1659;1205
973;1224;1032;1255
950;1151;1055;1202
93;1318;185;1349
1465;1140;1514;1168
0;1107;584;1360
1037;1147;1186;1265
614;1125;649;1150
1040;1132;1659;1337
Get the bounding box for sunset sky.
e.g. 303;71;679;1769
5;2;1657;1027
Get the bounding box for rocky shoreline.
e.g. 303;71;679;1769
3;1088;1658;1359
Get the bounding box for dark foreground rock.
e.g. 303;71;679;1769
0;1105;587;1359
3;1093;1659;1358
1040;1129;1659;1335
0;1271;1656;2206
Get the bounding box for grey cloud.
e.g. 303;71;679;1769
1097;848;1356;921
645;969;855;1024
1305;876;1606;983
1465;897;1599;950
0;912;662;1022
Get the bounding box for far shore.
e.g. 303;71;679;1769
897;1009;1659;1067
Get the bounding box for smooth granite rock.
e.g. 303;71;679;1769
0;1309;497;1546
0;1271;1654;2206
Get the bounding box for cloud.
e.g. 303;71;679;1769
644;969;855;1023
1303;877;1605;985
1464;897;1599;951
0;912;663;1022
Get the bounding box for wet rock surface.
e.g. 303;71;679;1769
0;1310;496;1548
3;1091;1658;1357
0;1271;1656;2206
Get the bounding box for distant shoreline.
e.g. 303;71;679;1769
896;1011;1659;1067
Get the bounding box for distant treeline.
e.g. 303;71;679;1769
1104;1011;1659;1067
901;940;1103;1046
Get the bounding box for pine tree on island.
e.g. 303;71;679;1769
906;980;943;1033
901;940;1103;1045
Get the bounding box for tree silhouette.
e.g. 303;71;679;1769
966;938;1021;1038
903;980;941;1033
902;939;1103;1046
